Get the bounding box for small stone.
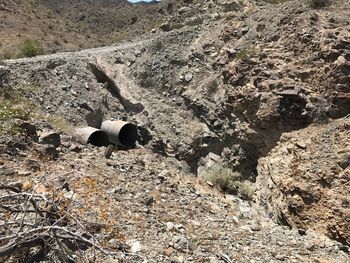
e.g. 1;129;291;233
184;73;193;82
128;240;143;253
275;254;286;260
131;241;142;253
165;143;175;157
60;85;71;91
166;222;177;232
175;255;185;263
108;238;120;249
18;152;28;157
250;225;262;232
17;170;31;176
144;196;154;206
206;181;214;187
22;181;34;191
305;242;316;251
106;160;115;167
164;247;175;257
227;48;237;57
39;132;61;148
104;144;115;159
175;237;188;250
295;141;307;149
211;13;221;20
242;27;249;35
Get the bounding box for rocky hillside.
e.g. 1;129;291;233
257;118;350;248
0;0;349;262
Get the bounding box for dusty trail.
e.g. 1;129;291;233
4;38;152;64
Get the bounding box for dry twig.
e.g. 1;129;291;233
0;182;136;262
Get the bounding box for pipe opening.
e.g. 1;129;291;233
119;123;138;148
88;131;110;147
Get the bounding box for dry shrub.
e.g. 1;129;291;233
203;166;254;200
19;38;44;58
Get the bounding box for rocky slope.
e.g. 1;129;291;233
257;117;350;248
0;0;350;261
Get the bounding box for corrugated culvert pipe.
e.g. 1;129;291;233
74;127;110;147
101;120;138;148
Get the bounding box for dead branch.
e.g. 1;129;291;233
0;183;135;262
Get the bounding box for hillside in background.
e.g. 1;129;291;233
0;0;185;58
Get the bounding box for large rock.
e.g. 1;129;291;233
256;117;350;245
39;131;61;148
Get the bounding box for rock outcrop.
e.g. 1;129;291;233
257;117;350;246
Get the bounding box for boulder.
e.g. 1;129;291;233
39;132;61;148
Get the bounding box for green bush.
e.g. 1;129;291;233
19;38;44;57
203;166;254;200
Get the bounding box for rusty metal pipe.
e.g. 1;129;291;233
74;127;109;147
101;120;137;148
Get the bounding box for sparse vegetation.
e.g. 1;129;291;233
46;115;73;134
0;48;16;60
309;96;332;123
203;166;254;200
0;86;37;133
236;46;256;60
18;38;44;57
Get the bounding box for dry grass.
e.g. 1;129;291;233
203;166;254;200
0;86;37;134
18;38;44;58
46;115;73;134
